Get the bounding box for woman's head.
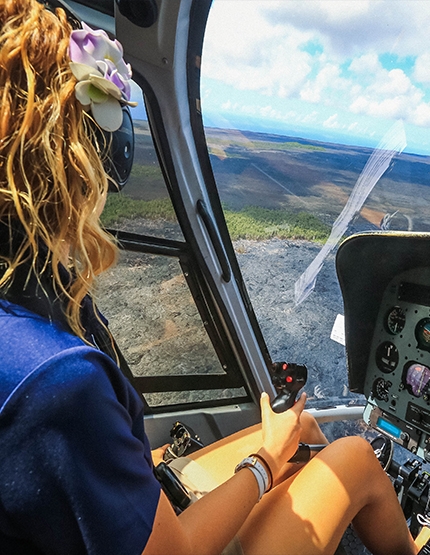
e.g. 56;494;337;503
0;0;117;337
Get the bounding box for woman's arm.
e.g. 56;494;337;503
142;393;306;555
143;466;260;555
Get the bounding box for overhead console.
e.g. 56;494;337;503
337;232;430;461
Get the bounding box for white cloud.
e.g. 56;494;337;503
348;64;430;127
350;94;430;128
348;53;382;76
411;103;430;127
260;105;279;119
203;1;313;98
374;69;414;97
301;63;338;102
261;0;430;59
300;62;356;105
323;114;341;129
290;48;430;129
414;52;430;84
219;102;296;124
203;0;430;137
301;110;319;124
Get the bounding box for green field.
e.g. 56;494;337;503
101;193;330;243
207;138;325;158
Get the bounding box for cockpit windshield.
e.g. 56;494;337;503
201;0;430;409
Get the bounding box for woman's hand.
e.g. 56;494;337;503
257;391;306;483
151;444;169;466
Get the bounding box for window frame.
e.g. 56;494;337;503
107;229;250;414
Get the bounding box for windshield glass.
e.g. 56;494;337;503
101;84;183;241
97;88;241;408
201;0;430;409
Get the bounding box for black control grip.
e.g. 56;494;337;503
269;362;307;413
271;392;296;413
288;443;327;463
154;462;192;512
163;421;204;462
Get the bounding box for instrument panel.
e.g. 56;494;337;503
363;267;430;461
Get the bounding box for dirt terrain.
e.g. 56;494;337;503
96;219;367;431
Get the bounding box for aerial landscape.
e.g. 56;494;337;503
107;120;430;237
99;120;430;414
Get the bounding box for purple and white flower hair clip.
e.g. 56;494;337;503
68;23;137;132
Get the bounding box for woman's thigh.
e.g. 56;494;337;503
236;436;396;555
190;411;328;486
190;423;263;484
190;431;360;554
236;452;354;555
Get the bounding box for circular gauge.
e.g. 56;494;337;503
372;377;391;402
375;341;399;373
415;318;430;352
385;306;406;335
404;362;430;397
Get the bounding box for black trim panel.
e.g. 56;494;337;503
196;199;231;282
136;373;243;392
107;229;187;258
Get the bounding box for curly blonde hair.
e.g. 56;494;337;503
0;0;118;338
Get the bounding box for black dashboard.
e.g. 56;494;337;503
364;268;430;460
336;232;430;460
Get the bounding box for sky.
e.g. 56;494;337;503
200;0;430;155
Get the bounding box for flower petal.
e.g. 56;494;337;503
69;30;99;69
107;69;129;95
122;99;138;107
69;22;138;119
83;27;123;66
74;80;92;106
69;61;102;81
87;83;109;104
91;96;123;132
89;74;123;100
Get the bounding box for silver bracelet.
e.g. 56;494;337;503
235;456;270;501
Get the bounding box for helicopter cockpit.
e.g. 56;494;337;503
35;1;430;553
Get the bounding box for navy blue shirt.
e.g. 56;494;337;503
0;300;160;555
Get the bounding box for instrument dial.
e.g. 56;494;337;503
372;377;392;402
404;362;430;397
415;318;430;352
385;306;406;335
375;341;399;373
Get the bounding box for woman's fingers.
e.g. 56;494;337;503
260;390;306;418
291;391;307;416
259;391;307;478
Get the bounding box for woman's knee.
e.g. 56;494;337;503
321;436;382;477
327;435;374;456
301;410;316;429
332;435;375;455
311;436;386;506
300;410;328;444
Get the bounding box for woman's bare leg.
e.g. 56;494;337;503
191;414;415;553
191;410;328;485
237;436;417;555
